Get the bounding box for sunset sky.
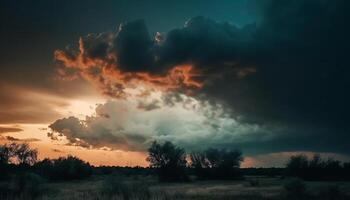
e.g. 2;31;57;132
1;0;349;167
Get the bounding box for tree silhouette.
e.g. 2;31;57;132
0;143;37;166
286;154;350;181
190;148;243;180
35;155;92;180
146;141;187;182
0;144;12;165
11;143;38;166
286;154;309;178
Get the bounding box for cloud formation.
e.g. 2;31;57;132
55;17;256;98
48;92;274;152
52;0;350;156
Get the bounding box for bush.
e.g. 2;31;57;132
35;155;92;180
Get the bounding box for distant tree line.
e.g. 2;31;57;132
34;156;92;180
286;154;350;181
0;142;92;181
2;142;350;184
147;141;244;181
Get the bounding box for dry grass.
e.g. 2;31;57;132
1;176;350;199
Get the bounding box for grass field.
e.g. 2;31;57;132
2;175;350;200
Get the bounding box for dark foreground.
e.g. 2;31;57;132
1;175;350;200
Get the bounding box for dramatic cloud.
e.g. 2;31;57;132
52;0;350;157
48;92;278;152
44;0;350;162
55;17;256;98
217;0;350;129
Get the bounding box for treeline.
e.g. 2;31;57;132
0;143;92;181
286;154;350;181
1;141;246;182
2;142;350;183
147;141;244;181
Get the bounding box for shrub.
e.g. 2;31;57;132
35;155;92;180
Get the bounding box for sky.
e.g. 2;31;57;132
1;0;350;167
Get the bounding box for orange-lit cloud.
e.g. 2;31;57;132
54;18;257;99
55;41;203;98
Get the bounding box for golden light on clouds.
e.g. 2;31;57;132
0;123;148;167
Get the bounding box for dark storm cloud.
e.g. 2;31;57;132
221;0;350;128
157;16;255;68
104;16;256;72
55;16;257;98
54;0;350;156
113;20;155;72
203;0;350;155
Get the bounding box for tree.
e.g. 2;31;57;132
0;144;12;165
190;148;243;180
146;141;187;181
0;143;37;166
0;144;13;179
286;154;309;178
190;152;207;169
11;143;38;166
285;154;350;181
309;154;324;168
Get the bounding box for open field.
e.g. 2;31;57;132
1;175;350;200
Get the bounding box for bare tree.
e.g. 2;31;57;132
146;141;187;181
190;148;243;179
10;143;38;166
